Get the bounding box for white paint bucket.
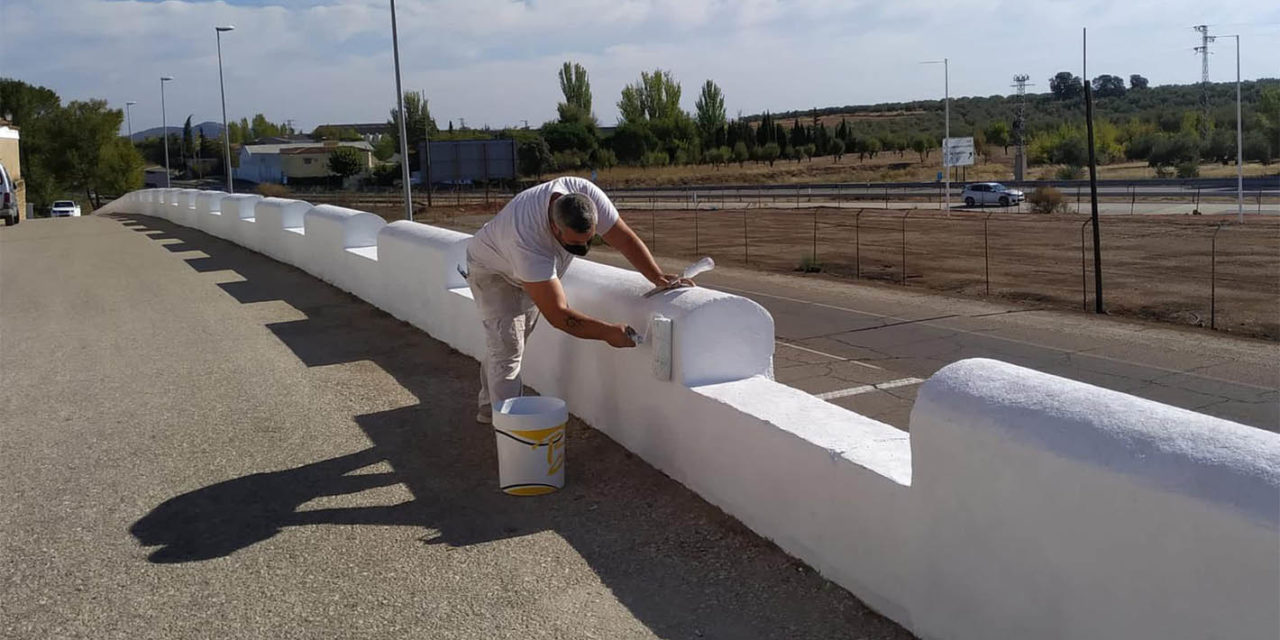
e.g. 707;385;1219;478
493;396;568;496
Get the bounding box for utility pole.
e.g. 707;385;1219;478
1011;75;1032;181
1084;27;1103;314
1193;25;1214;140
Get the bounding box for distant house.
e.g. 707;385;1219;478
234;140;373;184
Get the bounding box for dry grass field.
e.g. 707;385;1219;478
345;198;1279;341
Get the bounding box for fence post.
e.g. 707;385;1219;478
1130;185;1136;215
743;209;749;264
1080;219;1091;311
1208;221;1218;330
1077;186;1082;214
651;208;656;251
694;207;699;255
811;208;818;264
984;211;993;296
855;210;863;278
901;211;911;285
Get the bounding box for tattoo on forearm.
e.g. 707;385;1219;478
564;316;582;329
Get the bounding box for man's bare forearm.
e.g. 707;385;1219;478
604;221;664;284
557;309;618;341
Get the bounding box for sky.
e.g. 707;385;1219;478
1;0;1277;135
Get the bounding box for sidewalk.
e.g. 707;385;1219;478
0;216;911;639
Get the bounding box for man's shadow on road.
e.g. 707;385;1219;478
112;213;907;639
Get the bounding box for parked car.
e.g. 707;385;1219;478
1;161;18;226
962;182;1025;207
50;200;82;217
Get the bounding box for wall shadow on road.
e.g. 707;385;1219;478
109;213;909;639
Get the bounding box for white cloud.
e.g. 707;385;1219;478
0;0;1275;134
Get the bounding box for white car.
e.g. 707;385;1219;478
50;200;82;217
962;182;1025;207
1;162;18;226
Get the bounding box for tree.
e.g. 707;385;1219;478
829;138;845;162
39;99;124;207
731;141;749;167
1242;132;1273;165
386;91;437;171
760;142;780;166
327;146;364;185
1050;71;1083;100
517;138;553;177
182;115;194;173
1092;75;1126;98
985;120;1012;153
618;69;683;123
94;137;145;198
865;137;882;158
311;125;362;141
1129;74;1149;90
556;61;594;125
694;80;726;151
1;78;64;209
911;136;930;162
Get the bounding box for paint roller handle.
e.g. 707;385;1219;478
681;256;715;281
625;325;644;346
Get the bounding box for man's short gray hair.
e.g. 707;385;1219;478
552;193;597;234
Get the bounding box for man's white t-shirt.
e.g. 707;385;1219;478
467;176;620;284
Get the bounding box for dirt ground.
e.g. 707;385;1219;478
539;153;1279;188
352;199;1279;341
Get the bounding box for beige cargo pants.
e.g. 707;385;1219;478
465;257;541;417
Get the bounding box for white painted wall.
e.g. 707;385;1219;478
101;190;1280;640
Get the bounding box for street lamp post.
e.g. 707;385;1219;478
160;76;174;188
125;101;137;140
921;58;950;212
216;26;236;194
389;0;413;221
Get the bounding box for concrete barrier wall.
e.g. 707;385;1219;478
909;358;1280;640
102;190;1280;640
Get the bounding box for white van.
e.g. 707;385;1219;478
1;161;18;226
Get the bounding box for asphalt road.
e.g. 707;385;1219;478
0;216;912;639
590;254;1280;433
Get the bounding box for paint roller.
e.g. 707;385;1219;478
642;256;714;298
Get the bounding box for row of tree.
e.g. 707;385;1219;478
501;64;1279;178
1;78;144;210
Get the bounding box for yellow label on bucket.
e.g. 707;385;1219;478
507;423;566;476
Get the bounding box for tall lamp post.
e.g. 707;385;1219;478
389;0;413;221
921;58;950;211
125;101;137;140
216;26;236;193
160;76;174;188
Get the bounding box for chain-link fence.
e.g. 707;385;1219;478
619;206;1279;340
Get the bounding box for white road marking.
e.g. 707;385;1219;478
777;341;883;370
815;377;924;401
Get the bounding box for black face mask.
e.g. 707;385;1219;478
561;242;590;256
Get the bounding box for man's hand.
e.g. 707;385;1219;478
651;273;696;289
604;323;637;348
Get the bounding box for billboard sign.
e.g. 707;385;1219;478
419;139;518;184
943;137;975;167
